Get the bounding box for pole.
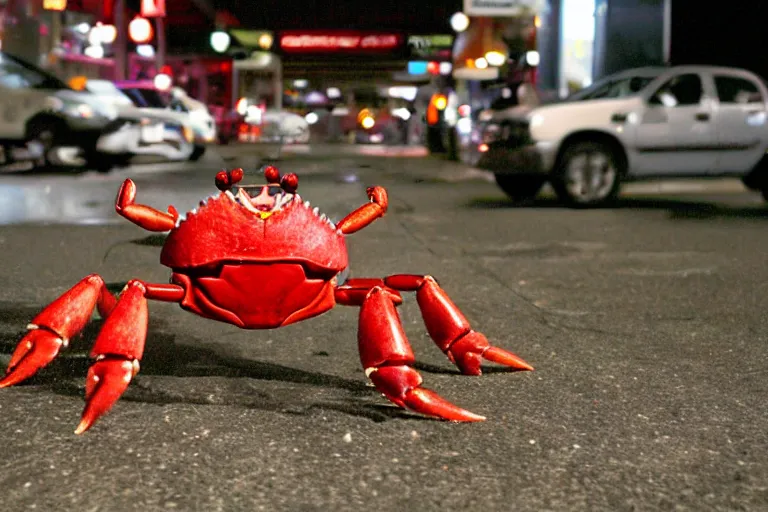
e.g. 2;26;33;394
155;16;166;71
113;0;126;80
662;0;671;65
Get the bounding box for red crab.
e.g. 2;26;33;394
0;165;533;434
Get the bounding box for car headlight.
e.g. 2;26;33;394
528;113;544;128
183;126;194;143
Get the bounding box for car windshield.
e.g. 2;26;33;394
0;52;70;90
566;72;661;101
120;87;170;108
86;81;134;107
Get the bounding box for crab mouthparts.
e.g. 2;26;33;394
233;187;292;216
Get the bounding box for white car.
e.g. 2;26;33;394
0;52;130;172
115;80;216;161
85;80;195;162
477;65;768;206
240;101;310;144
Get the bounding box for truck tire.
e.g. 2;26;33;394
494;174;546;203
551;140;623;207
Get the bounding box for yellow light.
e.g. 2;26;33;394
258;33;274;50
361;116;375;130
68;75;88;91
485;51;506;67
43;0;67;11
474;57;488;69
434;95;447;110
478;143;489;153
534;15;542;28
183;126;194;143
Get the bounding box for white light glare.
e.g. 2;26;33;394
305;112;319;125
450;12;470;32
439;62;452;75
474;57;488;69
84;45;104;59
293;79;308;89
136;44;155;58
153;73;172;91
210;31;231;53
525;51;540;67
326;87;342;99
388;86;418;101
392;107;411;121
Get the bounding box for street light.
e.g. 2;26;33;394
210;30;231;53
450;12;470;32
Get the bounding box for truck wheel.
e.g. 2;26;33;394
551;141;623;207
494;174;546;203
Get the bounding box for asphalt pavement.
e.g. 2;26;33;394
0;144;766;511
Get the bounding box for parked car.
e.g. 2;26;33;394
477;65;768;206
115;80;215;161
84;79;195;162
234;98;310;144
0;52;133;172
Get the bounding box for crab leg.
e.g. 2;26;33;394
336;186;388;235
0;274;117;388
77;280;184;434
0;274;185;434
116;179;179;232
358;286;485;422
384;274;534;376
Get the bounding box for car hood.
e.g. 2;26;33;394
531;97;643;118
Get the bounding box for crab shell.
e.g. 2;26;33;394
159;192;348;329
160;192;347;272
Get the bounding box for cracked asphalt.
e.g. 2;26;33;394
0;144;766;511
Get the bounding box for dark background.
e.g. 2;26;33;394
670;1;768;77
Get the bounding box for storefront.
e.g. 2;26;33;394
536;0;668;98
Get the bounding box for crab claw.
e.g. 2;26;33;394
448;331;534;376
75;357;137;435
368;365;485;422
0;329;63;388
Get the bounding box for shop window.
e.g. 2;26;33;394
559;0;596;98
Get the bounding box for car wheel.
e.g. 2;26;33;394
27;119;64;170
551;141;623;207
494;174;546;203
189;145;206;161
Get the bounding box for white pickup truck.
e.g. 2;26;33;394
477;65;768;207
0;52;128;172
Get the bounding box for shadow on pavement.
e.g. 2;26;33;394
466;195;768;219
0;302;434;423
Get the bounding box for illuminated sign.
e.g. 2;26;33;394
43;0;67;11
279;31;403;53
463;0;540;17
140;0;165;18
408;61;428;74
231;30;275;50
408;34;454;59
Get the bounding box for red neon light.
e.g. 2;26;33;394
279;31;402;52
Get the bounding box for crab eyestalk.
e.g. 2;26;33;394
281;173;299;194
264;165;281;185
215;168;244;191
